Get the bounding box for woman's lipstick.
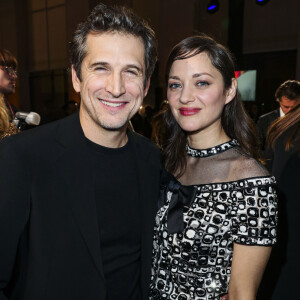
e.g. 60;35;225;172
179;108;201;116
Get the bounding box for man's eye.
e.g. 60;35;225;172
95;67;107;71
126;69;138;76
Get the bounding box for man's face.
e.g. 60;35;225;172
0;66;17;94
278;96;297;114
72;32;149;136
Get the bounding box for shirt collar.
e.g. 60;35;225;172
279;107;285;117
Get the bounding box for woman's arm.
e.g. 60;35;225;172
228;243;272;300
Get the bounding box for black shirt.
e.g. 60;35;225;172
85;134;142;300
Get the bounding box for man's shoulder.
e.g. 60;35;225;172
129;131;159;150
128;131;161;163
257;109;279;126
0;114;77;152
258;109;279;121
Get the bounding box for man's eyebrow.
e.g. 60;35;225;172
89;62;143;73
90;62;110;68
126;64;143;73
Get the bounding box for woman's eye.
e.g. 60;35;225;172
196;81;209;87
168;82;181;89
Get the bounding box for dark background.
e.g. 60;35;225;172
0;0;299;122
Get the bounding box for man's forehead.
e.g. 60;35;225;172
280;96;297;104
86;31;145;53
84;32;146;69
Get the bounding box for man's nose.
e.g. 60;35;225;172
106;73;126;97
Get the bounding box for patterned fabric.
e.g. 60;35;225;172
186;139;239;158
150;141;278;300
0;122;19;141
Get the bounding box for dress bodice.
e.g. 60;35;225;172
150;140;278;299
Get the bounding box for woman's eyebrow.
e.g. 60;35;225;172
192;72;213;78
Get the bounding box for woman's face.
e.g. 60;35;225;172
167;52;236;135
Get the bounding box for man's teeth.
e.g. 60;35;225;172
100;100;124;107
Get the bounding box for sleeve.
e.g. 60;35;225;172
0;137;30;299
230;177;278;246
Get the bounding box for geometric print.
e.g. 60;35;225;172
186;139;240;158
150;176;278;299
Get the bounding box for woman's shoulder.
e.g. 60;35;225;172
228;147;270;180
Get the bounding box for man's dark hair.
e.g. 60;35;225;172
69;3;157;86
275;80;300;101
0;49;17;70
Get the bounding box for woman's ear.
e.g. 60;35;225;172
225;78;237;104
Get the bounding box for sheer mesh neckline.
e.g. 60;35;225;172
186;139;239;158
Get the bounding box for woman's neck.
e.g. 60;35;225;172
187;126;230;150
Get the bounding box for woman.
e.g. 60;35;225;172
0;94;18;141
0;49;19;141
150;35;277;300
258;103;300;299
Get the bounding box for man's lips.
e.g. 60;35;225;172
98;98;127;108
179;108;201;116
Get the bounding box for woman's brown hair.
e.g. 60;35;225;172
267;102;300;152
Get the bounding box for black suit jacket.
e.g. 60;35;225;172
0;113;161;300
257;108;280;151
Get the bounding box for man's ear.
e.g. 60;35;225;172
225;78;237;104
71;66;81;93
143;78;151;97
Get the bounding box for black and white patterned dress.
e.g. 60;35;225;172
150;140;278;299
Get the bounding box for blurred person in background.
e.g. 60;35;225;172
257;80;300;154
258;102;300;300
0;94;19;141
0;49;19;140
0;49;18;118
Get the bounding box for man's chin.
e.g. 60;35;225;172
99;121;129;132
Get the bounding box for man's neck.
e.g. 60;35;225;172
79;114;128;148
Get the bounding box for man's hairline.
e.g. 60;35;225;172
75;30;150;87
277;96;300;103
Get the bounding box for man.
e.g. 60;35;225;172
257;80;300;152
0;4;160;300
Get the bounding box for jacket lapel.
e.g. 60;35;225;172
55;113;105;281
